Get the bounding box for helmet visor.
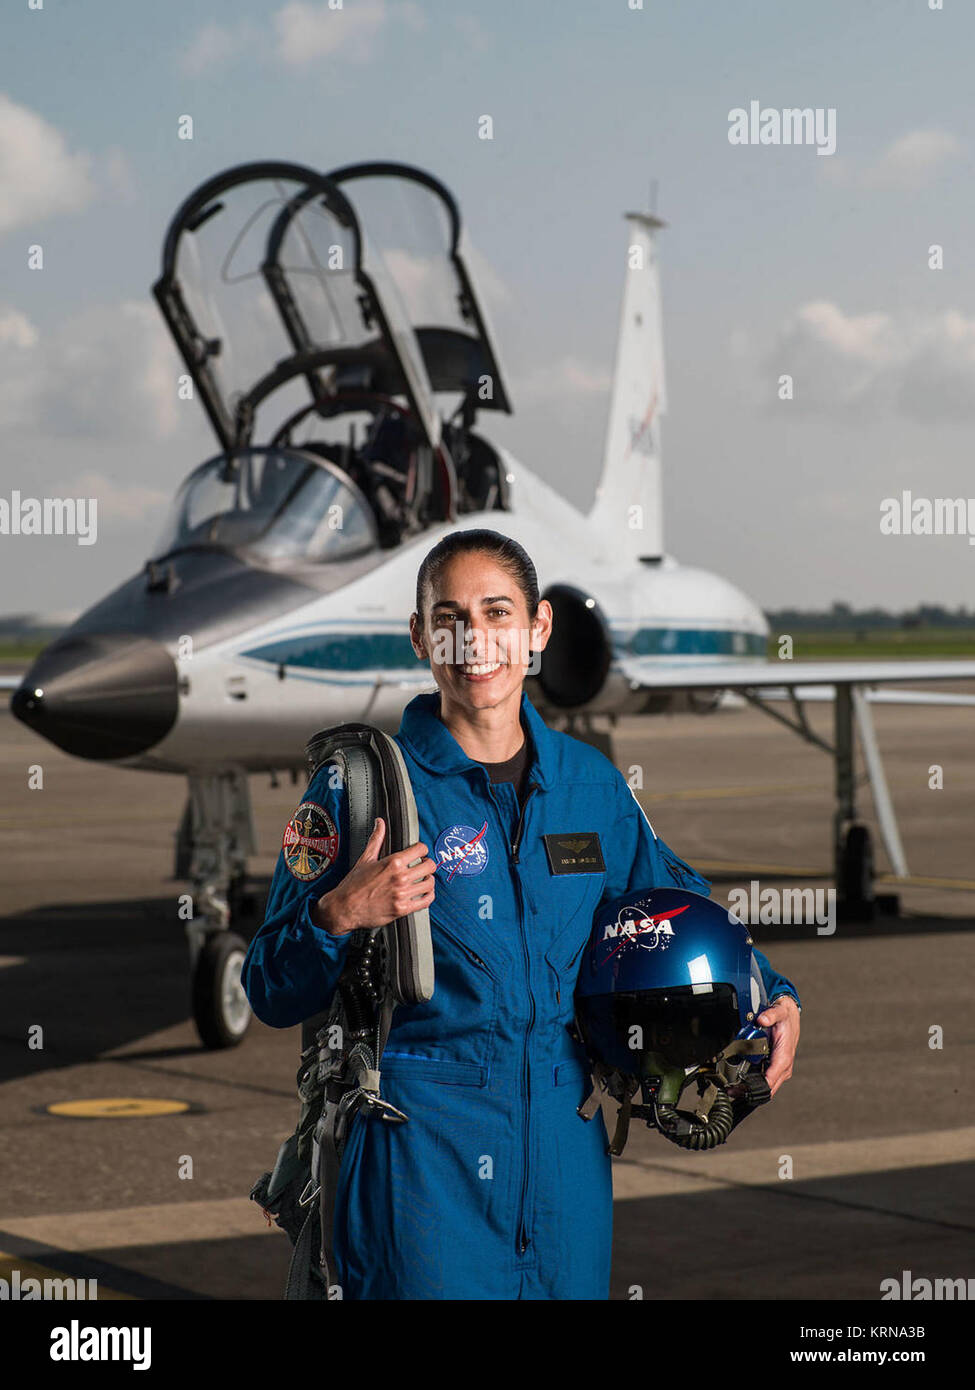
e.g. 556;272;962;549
612;983;740;1070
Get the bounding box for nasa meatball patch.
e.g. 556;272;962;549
282;801;339;882
434;821;490;880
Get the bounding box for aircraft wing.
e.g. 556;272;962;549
615;656;975;704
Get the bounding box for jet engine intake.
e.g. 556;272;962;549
536;584;613;710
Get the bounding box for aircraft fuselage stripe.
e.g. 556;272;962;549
238;626;767;673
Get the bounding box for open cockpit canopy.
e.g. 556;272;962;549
325;162;511;415
153;161;441;452
152;161;511;554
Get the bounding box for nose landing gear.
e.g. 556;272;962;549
176;770;258;1048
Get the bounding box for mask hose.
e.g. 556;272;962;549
653;1088;735;1151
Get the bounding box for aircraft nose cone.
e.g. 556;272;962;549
11;633;178;760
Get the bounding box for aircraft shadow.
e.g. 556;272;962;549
1;881;972;1085
0;889;264;1086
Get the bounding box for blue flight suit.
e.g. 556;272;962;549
242;690;800;1300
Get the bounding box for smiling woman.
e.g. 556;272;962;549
241;526;801;1300
408;529;549;761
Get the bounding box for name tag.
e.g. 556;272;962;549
542;831;606;875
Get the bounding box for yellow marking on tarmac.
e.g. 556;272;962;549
0;1198;279;1252
641;782;824;804
46;1098;190;1119
877;873;975;891
692;860;828;878
0;1251;130;1300
611;1125;975;1202
691;862;975;891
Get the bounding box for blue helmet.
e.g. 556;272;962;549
574;887;771;1152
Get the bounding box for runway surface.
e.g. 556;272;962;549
1;680;972;1300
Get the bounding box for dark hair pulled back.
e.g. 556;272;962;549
414;529;540;624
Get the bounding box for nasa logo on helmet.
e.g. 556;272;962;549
600;900;691;957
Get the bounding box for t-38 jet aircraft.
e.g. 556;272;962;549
9;160;975;1047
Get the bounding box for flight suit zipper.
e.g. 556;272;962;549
510;783;536;865
482;773;539;1259
511;783;538;1255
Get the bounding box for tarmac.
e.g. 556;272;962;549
1;672;973;1301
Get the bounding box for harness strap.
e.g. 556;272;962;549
608;1092;633;1156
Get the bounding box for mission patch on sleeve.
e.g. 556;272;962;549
282;800;340;881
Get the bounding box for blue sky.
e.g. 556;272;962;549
3;0;975;613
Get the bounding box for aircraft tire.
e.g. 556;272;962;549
192;931;252;1049
840;823;874;904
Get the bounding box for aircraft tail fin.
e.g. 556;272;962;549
588;212;667;561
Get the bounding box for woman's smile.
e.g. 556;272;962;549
456;658;508;682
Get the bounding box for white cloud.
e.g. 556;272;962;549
519;355;612;399
178;3;425;74
274;0;421;67
0;308;38;350
0;93;94;233
864;129;962;190
177;20;262;76
0;299;204;440
59;470;170;523
102;147;138;205
822;128;962;193
763;299;975;422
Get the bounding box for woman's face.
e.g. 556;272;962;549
410;550;552;713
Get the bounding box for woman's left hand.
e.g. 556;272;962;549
756;995;800;1097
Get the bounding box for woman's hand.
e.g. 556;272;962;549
756;995;800;1097
312;817;437;936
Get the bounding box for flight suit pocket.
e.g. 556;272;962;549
383;899;500;1082
543;873;605;1006
552;1057;590;1088
380;1053;487;1087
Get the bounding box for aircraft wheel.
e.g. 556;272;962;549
840;824;874;903
192;932;252;1049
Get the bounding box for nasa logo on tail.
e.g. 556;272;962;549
601;902;689;962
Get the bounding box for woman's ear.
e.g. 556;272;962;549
529;600;554;652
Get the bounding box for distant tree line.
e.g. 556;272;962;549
766;603;975;631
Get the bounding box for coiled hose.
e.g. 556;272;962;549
337;932;385;1042
654;1088;735;1150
